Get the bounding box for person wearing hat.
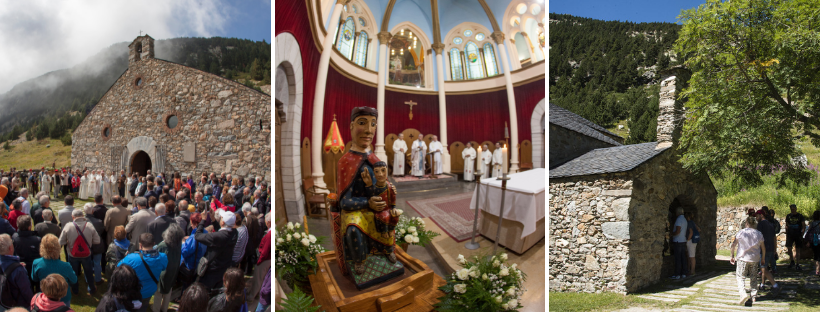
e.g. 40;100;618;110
194;209;238;290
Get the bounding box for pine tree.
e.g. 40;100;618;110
250;58;262;81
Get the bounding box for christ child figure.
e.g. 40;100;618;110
365;161;401;240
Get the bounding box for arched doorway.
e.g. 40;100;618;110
275;32;307;223
530;99;545;168
131;151;152;177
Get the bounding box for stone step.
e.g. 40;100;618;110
699;295;790;306
664;289;698;296
688;302;788;311
643;292;689;300
637;295;681;303
681;304;786;312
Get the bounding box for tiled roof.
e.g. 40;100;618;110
549;142;670;178
549;103;622;146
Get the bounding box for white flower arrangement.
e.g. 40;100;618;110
394;215;440;247
274;222;327;290
435;252;527;311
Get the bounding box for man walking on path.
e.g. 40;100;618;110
731;216;767;306
755;210;781;292
785;204;806;270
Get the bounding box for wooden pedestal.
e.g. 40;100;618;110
478;210;545;254
309;246;446;312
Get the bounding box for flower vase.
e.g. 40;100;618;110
400;243;409;251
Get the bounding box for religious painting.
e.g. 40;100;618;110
388;28;425;88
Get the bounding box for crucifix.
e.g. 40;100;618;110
140;30;143;36
405;100;417;120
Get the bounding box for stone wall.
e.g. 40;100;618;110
548;148;718;294
626;149;717;292
715;206;811;260
548;173;634;293
549;124;615;169
72;57;271;181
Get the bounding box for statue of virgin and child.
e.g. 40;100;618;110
331;106;404;287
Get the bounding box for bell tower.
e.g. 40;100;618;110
128;35;155;67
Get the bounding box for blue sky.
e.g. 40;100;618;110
220;0;271;42
549;0;707;24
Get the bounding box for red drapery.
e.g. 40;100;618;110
275;0;545;149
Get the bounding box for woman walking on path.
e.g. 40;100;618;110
730;216;766;306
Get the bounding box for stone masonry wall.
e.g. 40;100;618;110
72;58;271;181
626;148;717;292
716;206;812;260
548;173;634;293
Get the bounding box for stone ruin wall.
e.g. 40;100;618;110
549;172;634;294
72;58;272;181
716;206;811;260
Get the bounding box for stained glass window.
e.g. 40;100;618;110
511;17;520;28
359;17;366;27
449;48;463;80
530;4;541;15
453;37;462;45
483;43;498;76
336;17;356;60
463;29;473;37
516;3;527;14
355;31;368;66
352;4;358;13
475;33;485;41
465;42;483;79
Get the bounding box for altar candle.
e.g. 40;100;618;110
477;146;483;173
502;144;508;174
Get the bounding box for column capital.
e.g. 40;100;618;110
426;49;432;55
431;43;445;54
520;32;528;37
368;38;373;43
377;31;392;44
510;39;515;44
538;22;544;28
491;31;505;44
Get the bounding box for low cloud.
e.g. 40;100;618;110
0;0;235;94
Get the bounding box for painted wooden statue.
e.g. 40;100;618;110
332;106;405;289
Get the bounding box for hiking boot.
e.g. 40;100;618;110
797;264;803;271
789;261;795;269
669;275;680;280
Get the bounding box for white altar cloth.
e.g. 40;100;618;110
470;168;546;238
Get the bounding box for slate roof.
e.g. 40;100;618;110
549;103;622;146
549;142;670;178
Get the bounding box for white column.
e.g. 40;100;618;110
494;32;520;173
432;43;450;173
375;31;391;162
310;0;348;189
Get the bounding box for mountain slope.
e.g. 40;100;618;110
548;13;681;143
0;37;271;141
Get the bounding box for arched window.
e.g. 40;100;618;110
464;42;483;79
449;48;464;80
336;17;356;60
354;31;368;66
483;42;498;76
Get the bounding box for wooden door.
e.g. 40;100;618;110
275;106;287;226
385;133;398;174
449;141;465;173
301;138;312;182
520;140;533;169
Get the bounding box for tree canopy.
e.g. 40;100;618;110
675;0;820;186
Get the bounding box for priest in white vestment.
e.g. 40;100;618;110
125;174;133;202
392;134;408;176
96;171;104;197
479;144;492;179
462;142;477;181
79;171;88;200
102;171;113;204
41;171;52;199
491;142;503;177
411;135;427;177
52;172;60;198
429;136;444;175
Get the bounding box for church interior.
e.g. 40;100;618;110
274;0;545;310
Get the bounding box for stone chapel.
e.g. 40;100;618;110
71;35;271;180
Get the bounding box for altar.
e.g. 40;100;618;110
470;168;546;254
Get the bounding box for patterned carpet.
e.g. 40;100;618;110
392;174;452;182
406;193;478;242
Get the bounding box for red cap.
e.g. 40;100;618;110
755;210;765;215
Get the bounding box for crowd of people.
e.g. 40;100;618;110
0;169;273;312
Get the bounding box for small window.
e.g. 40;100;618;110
530;4;541;15
516;3;527;14
359;17;366;27
475;33;485;41
167;115;178;129
453;37;462;45
463;29;472;37
104;127;110;137
511;16;520;28
136;78;143;86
